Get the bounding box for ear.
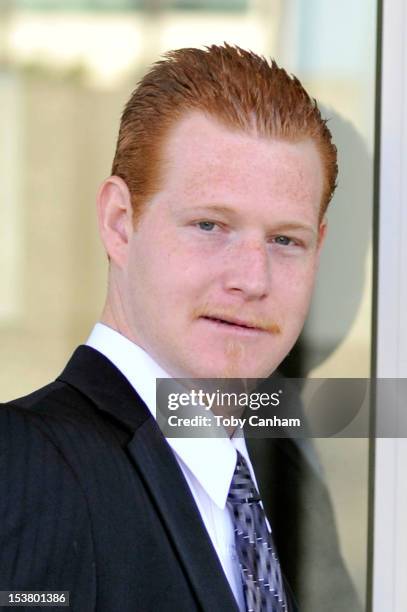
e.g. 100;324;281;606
317;217;328;254
97;176;134;268
314;217;328;270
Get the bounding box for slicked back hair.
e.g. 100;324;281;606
112;44;337;223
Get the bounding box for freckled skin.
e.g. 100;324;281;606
102;112;326;379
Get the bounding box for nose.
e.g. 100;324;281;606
223;239;270;299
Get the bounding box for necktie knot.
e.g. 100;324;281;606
227;452;261;505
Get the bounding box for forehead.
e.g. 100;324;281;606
157;111;324;216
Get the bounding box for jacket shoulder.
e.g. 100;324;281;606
1;377;132;475
3;378;93;419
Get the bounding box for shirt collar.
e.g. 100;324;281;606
86;322;251;509
86;322;170;413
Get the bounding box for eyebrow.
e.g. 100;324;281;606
187;204;239;217
180;204;317;235
268;221;317;235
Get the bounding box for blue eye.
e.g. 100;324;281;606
198;221;216;231
273;235;292;246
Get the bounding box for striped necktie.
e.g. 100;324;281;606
227;451;288;612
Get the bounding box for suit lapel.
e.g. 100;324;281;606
58;346;239;612
128;420;239;611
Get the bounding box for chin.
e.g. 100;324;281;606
181;358;273;381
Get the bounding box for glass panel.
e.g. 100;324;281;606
276;2;377;609
281;0;376;609
0;1;378;609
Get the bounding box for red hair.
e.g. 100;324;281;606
112;44;337;222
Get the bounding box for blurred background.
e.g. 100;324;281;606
0;0;378;608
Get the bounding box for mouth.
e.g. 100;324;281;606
200;315;266;334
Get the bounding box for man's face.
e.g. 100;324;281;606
120;112;326;379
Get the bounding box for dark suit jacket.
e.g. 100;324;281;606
0;346;359;611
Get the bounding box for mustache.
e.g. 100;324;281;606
192;304;281;335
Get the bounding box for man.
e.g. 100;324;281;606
0;45;359;611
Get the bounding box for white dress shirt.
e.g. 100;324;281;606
86;322;262;611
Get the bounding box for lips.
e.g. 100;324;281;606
201;315;264;332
